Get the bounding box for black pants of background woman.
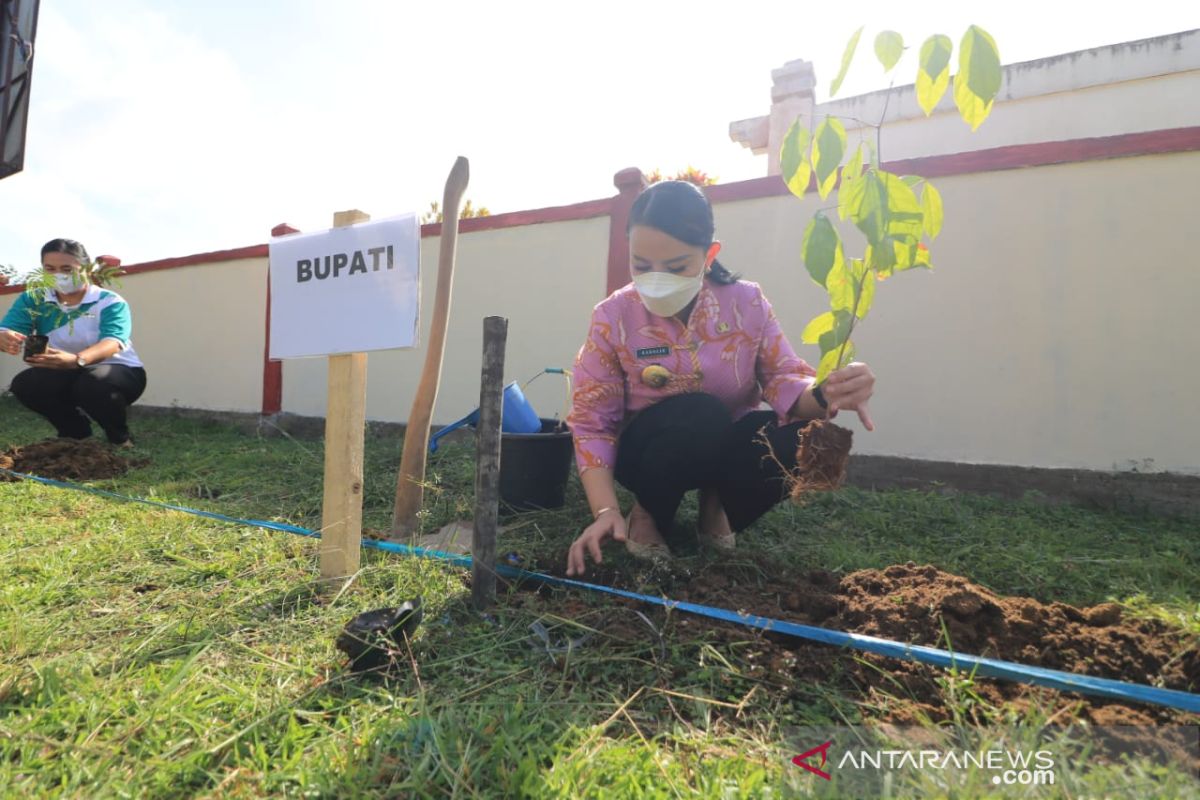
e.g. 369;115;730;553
9;365;147;445
614;393;806;548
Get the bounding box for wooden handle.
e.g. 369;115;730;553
391;157;470;537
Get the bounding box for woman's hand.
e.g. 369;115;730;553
0;329;25;355
24;347;78;370
824;362;876;431
566;508;627;576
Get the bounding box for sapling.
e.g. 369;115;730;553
14;256;124;358
782;26;1001;497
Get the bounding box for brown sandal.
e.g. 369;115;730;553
623;512;671;561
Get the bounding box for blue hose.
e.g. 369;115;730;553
4;467;1198;713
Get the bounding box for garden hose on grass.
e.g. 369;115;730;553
2;465;1198;714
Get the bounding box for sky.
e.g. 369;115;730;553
1;0;1195;269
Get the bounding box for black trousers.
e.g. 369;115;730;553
9;364;147;444
614;393;806;544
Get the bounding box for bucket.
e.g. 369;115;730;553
428;381;542;453
499;418;574;513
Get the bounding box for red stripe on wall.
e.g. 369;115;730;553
705;127;1200;204
419;197;612;238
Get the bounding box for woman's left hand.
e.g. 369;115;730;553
824;362;876;431
25;347;79;370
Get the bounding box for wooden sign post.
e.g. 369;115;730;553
320;210;370;579
268;201;420;580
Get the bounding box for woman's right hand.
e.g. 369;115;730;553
0;330;26;355
566;508;627;576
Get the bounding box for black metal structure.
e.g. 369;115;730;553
1;0;39;180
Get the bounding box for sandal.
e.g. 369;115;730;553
623;513;672;561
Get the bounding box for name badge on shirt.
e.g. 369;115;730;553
636;346;671;359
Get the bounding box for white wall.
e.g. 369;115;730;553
713;152;1200;474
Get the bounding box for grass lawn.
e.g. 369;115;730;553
1;395;1197;798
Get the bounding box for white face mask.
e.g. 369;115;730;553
632;270;704;317
53;272;84;294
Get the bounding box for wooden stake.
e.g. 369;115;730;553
472;316;507;610
320;209;370;579
392;157;470;539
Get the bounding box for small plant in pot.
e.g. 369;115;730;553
17;256;123;359
20;270;57;358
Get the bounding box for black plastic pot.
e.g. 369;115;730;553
23;334;48;358
499;418;573;513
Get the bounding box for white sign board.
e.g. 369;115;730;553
268;214;420;359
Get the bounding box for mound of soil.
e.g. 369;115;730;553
0;438;140;482
529;557;1199;727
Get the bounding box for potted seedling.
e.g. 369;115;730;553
781;26;1001;497
17;256;123;359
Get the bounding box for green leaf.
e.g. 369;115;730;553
921;182;944;239
816;340;856;385
825;260;855;312
830;26;864;97
900;175;922;187
843;144;864;190
874;30;904;72
838;164;864;221
917;34;953;116
914;243;932;269
881;171;924;240
891;241;931;274
865;240;896;277
851;259;875;319
954;25;1001;131
847;170;923;248
780;120;812;198
801;213;844;287
846;171;887;245
811;117;847;201
815;311;852;354
802;312;836;345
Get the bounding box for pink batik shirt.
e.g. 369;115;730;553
568;279;816;473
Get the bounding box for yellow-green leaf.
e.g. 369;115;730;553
847;170;885;244
954;25;1001;131
853;260;875;319
915;243;932;269
917;34;952;116
801;213;844;287
802;312;836;345
843;144;864;189
816;340;856;385
874;30;904;72
815;311;852;354
880;171;923;240
838;163;864;221
780;120;812;198
811;117;847;201
921;182;944;239
825;260;855;312
830;26;864;97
